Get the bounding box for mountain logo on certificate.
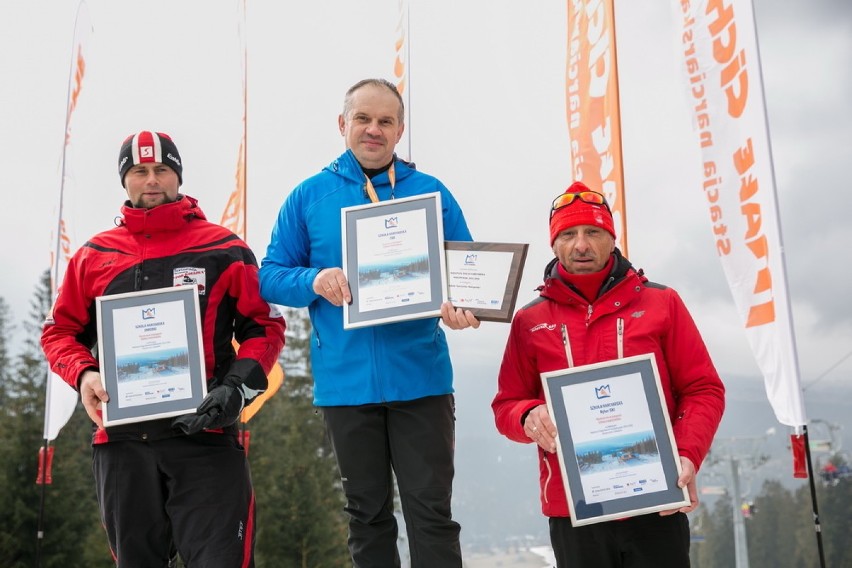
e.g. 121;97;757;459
594;385;612;399
384;216;398;229
464;254;477;265
142;307;156;320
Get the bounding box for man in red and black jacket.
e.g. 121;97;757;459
41;131;285;568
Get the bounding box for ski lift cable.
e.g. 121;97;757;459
803;347;852;391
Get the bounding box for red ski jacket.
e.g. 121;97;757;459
492;252;725;517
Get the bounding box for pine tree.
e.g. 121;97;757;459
695;495;735;568
249;307;350;567
746;480;801;567
0;273;53;567
0;296;20;564
818;464;852;566
688;506;713;568
0;272;107;568
0;298;12;409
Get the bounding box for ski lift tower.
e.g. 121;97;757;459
702;428;775;568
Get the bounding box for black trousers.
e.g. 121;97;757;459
550;512;690;568
322;394;462;568
93;434;255;568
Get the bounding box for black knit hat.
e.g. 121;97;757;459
118;131;183;186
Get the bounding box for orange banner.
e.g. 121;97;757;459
240;363;284;424
220;0;249;241
565;0;627;255
226;0;284;423
220;135;247;240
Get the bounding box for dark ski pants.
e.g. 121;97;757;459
322;394;462;568
550;512;690;567
93;434;255;568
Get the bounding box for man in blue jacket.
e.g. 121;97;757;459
259;78;478;567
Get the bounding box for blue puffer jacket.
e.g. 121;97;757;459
259;149;472;406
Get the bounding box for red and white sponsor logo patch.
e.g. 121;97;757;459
174;267;206;295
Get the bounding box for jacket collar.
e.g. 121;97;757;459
540;248;639;304
119;194;207;234
326;149;414;186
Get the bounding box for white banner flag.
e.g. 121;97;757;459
671;0;806;427
43;0;92;441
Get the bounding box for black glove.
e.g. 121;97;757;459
172;383;245;435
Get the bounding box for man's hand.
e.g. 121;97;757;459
313;268;351;306
523;404;557;453
172;384;245;436
660;456;699;515
440;302;480;330
79;370;108;429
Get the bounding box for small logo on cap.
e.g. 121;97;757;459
140;146;154;158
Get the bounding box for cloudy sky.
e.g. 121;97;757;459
2;0;850;414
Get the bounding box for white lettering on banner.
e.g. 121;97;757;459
586;0;610;98
567;0;582;131
566;0;626;252
585;1;617;217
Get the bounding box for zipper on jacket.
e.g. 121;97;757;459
134;266;142;291
372;326;385;402
561;324;574;368
543;454;553;504
617;317;624;359
585;304;593;326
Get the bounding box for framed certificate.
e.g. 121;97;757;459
444;241;528;323
96;285;207;426
342;192;447;329
541;354;689;526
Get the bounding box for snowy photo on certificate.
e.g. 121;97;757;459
111;299;194;409
355;208;432;312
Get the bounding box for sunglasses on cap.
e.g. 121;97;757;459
549;190;611;220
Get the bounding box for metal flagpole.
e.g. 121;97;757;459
38;2;90;564
748;1;824;563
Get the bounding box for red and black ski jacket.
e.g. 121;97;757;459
42;195;286;443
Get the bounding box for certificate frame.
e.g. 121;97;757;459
96;285;207;426
541;353;688;526
342;192;447;329
444;241;528;323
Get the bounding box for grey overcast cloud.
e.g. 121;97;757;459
1;0;850;412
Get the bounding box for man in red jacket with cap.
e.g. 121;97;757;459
492;181;724;567
42;131;285;567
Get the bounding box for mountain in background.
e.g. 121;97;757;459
450;363;850;551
